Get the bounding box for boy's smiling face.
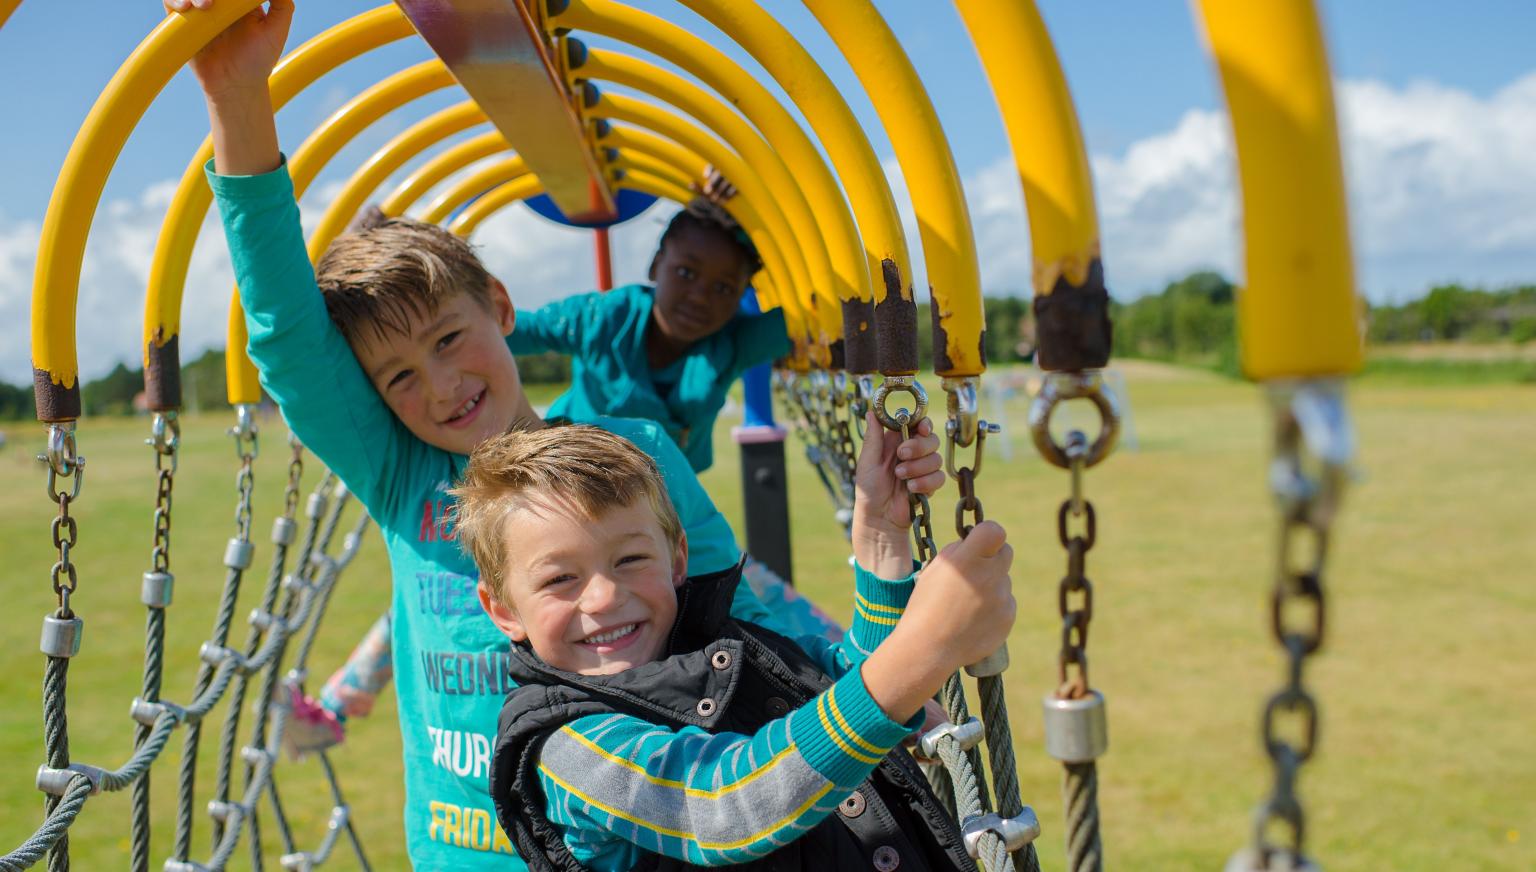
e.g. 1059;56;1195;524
478;494;686;676
353;280;529;456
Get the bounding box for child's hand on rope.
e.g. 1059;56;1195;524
850;410;943;578
165;0;294;101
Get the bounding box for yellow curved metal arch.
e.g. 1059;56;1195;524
381;129;511;217
610;153;692;193
32;0;266;419
667;0;911;333
225;58;460;403
142;4;412;408
1194;0;1361;378
0;0;22;30
802;0;984;377
955;0;1098;303
577;49;839;344
309;101;489;260
432;152;807;346
551;0;873;368
446;175;547;236
420;155;531;224
593;93;831;351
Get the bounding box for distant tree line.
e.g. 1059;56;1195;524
3;278;1529;420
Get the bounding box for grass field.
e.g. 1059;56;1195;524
1;361;1532;870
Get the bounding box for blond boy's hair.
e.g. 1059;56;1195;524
317;216;494;347
452;426;684;607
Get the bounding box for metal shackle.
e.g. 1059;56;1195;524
1027;370;1121;469
1042;689;1109;763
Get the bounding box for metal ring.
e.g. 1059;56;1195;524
1027;371;1121;469
872;376;928;432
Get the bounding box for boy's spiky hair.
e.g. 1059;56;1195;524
450;425;684;607
317;216;494;347
657;198;764;276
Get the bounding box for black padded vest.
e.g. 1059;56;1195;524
489;561;976;872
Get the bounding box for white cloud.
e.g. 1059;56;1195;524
949;71;1536;302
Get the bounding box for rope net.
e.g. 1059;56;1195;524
5;412;373;872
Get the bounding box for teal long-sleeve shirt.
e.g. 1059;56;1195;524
206;159;801;871
508;284;791;472
537;561;921;869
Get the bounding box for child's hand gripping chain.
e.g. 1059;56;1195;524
850;408;1016;723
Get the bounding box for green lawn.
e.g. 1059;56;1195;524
1;361;1532;870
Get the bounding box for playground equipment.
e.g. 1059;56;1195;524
9;1;1361;871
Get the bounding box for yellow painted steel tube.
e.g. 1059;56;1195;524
553;0;866;307
381;130;510;216
1;0;22;30
954;0;1112;374
596;94;830;347
1194;1;1361;378
421;156;531;225
803;0;984;377
447;175;547;236
310;101;488;259
579;49;839;342
225;59;458;404
611;153;692;193
955;0;1097;297
616;169;808;347
669;0;909;307
31;0;265;419
142;4;412;407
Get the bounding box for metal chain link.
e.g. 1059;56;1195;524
1056;433;1096;700
43;425;85;617
898;417;939;565
1232;380;1350;872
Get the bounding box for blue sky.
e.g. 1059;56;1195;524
2;1;1534;379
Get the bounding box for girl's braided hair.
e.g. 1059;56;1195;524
657;198;763;276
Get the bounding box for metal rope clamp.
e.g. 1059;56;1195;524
917;716;984;761
40;614;84;658
141;570;174;609
872;375;928;431
1027;370;1120;469
35;762;105;797
1042;690;1109;763
961;809;1042;858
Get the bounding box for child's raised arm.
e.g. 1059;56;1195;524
167;0;290;175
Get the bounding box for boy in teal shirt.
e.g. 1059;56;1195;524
174;0;858;866
510;201;788;474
